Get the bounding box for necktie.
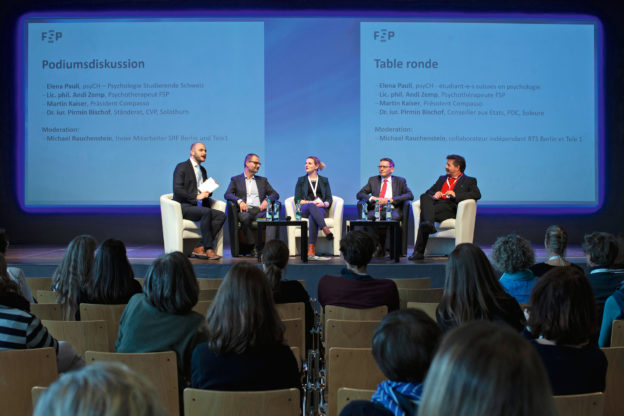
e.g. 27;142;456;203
380;179;388;199
196;165;202;189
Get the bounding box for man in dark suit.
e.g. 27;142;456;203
224;153;279;255
357;157;414;257
409;154;481;261
173;142;226;260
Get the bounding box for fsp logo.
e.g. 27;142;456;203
41;30;63;43
373;29;395;42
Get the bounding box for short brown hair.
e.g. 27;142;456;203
446;154;466;172
144;252;198;314
582;232;618;267
379;157;394;167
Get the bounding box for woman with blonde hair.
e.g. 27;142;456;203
530;225;583;277
294;155;333;258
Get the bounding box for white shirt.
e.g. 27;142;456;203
189;157;203;193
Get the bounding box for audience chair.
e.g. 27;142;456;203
226;200;259;257
337;387;376;416
601;346;624;416
327;347;385;416
398;288;443;309
192;300;212;315
284;196;344;256
30;303;63;321
35;290;59;304
554;392;605;416
282;318;305;361
160;193;225;257
406;301;438;321
135;277;144;287
31;386;47;411
412;199;477;255
389;277;431;290
196;278;223;290
26;277;52;294
183;387;300;416
325;319;379;350
42;320;109;356
86;350;179;416
79;303;127;352
324;305;388;323
290;346;302;371
197;288;218;301
276;302;306;321
0;347;57;416
611;320;624;347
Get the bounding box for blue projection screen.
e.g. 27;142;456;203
18;13;602;211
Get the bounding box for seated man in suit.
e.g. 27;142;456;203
224;153;279;256
173;142;226;260
409;154;481;261
357;157;414;257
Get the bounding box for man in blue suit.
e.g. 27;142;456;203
224;153;279;256
173;142;226;260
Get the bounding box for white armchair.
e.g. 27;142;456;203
412;199;477;255
284;196;344;256
160;194;225;256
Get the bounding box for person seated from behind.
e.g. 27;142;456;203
583;232;622;317
82;239;142;305
33;361;166;416
599;280;624;347
437;243;525;333
418;321;557;416
530;225;584;277
527;266;607;395
318;230;399;311
263;239;314;349
116;251;208;390
191;262;300;391
0;228;33;302
340;309;442;416
491;234;537;304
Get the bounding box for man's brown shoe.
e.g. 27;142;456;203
205;248;221;260
191;246;208;259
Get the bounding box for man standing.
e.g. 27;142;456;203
173;142;226;260
224;153;279;256
357;158;414;257
409;154;481;261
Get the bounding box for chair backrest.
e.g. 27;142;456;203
35;290;59;304
327;347;385;416
325;319;379;350
31;386;47;411
554;392;605;416
26;277;52;294
135;277;144;287
282;318;305;361
406;302;439;321
30;303;63;321
325;305;388;322
160;193;184;255
183;387;300;416
389;277;431;289
197;289;218;301
398;288;444;309
0;348;57;416
85;350;179;416
601;347;624;416
337;387;376;416
42;320;110;356
611;320;624;347
276;302;306;321
192;300;212;315
196;278;223;290
79;303;127;352
290;346;302;371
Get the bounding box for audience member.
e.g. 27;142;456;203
340;309;442;416
612;232;624;269
51;234;97;320
491;234;537;304
83;239;142;304
263;239;314;349
437;243;525;333
0;228;33;302
582;232;622;316
530;225;584;277
599;281;624;347
419;321;557;416
0;253;83;372
318;230;399;311
33;361;165;416
191;262;299;390
527;266;606;395
115;251;207;389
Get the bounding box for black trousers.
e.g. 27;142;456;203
182;205;226;250
413;193;456;254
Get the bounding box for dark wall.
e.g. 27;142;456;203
1;0;622;246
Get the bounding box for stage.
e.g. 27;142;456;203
6;244;588;300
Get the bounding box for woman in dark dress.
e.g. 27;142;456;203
530;225;583;277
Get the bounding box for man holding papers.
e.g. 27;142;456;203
173;142;226;260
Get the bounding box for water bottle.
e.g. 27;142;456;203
385;201;392;221
295;200;302;220
266;198;272;221
360;200;368;220
374;200;380;221
273;200;281;221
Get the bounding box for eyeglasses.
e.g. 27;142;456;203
249;161;261;166
378;165;392;169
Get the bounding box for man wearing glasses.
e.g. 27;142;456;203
357;157;414;257
224;153;280;256
173;142;226;260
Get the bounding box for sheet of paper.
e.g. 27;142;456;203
199;177;219;194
